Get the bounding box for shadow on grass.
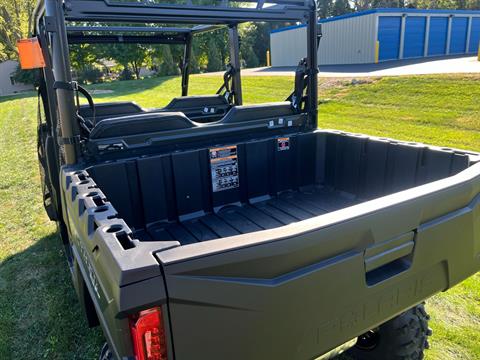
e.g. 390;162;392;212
0;76;177;106
0;91;36;104
0;233;104;360
87;75;178;100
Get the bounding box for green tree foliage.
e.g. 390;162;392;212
76;66;103;85
12;64;38;85
155;45;181;76
0;0;36;61
206;38;223;72
102;44;152;79
332;0;353;16
349;0;480;11
70;44;100;71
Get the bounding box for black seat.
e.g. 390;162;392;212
163;95;230;123
79;101;143;121
220;102;294;124
90;112;195;139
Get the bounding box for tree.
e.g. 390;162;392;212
206;39;223;72
156;45;180;76
332;0;352;16
12;64;38;85
102;44;151;79
0;0;36;60
239;22;270;66
70;44;100;70
318;0;333;18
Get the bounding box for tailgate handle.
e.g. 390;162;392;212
364;232;415;286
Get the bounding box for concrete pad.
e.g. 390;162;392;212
227;55;480;77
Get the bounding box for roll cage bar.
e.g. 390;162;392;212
33;0;318;166
66;24;224;98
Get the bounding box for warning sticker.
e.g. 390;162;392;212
277;137;290;151
210;145;239;192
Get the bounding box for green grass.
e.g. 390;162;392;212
0;74;479;359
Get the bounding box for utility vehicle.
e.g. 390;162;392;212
29;0;480;359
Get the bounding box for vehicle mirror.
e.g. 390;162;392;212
17;38;46;69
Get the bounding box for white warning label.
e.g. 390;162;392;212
210;145;239;193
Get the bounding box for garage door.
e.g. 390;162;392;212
403;16;426;58
428;17;448;56
450;17;469;54
469;17;480;53
378;16;402;61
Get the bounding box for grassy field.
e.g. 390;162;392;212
0;74;479;359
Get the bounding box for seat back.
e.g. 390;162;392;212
220;102;294;124
164;95;230;122
89;112;195;139
79;101;143;121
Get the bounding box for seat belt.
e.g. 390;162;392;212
216;64;236;104
287;58;308;112
53;80;95;135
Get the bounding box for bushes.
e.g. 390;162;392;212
119;68;134;81
12;66;39;86
206;39;223;72
77;66;103;84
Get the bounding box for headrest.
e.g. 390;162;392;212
90;112;195;139
79;101;143;119
220;102;294;124
164;95;229;110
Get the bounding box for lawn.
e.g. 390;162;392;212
0;74;479;359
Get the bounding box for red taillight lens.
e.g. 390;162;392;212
129;307;168;360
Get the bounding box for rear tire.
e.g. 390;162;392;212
346;304;432;360
99;342;113;360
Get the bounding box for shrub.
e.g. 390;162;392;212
77;66;103;84
12;66;39;86
119;68;134;81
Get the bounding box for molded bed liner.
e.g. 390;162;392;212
141;187;357;244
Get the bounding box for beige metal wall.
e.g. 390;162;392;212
270;14;377;66
271;26;308;67
319;14;377;65
0;60;33;96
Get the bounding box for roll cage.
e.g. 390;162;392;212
33;0;318;222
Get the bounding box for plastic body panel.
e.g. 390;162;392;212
378;16;402;61
59;168;178;359
158;158;480;360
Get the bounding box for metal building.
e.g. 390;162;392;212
0;60;33;96
270;8;480;66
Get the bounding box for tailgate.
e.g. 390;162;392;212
157;164;480;360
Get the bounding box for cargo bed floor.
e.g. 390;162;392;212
137;187;358;245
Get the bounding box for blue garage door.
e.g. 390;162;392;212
450;17;469;54
403;16;426;58
378;16;402;61
469;17;480;53
428;17;449;56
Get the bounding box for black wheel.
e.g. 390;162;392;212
99;342;113;360
346;304;432;360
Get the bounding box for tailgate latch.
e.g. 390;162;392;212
364;231;415;286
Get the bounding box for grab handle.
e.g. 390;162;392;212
364;232;415;286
